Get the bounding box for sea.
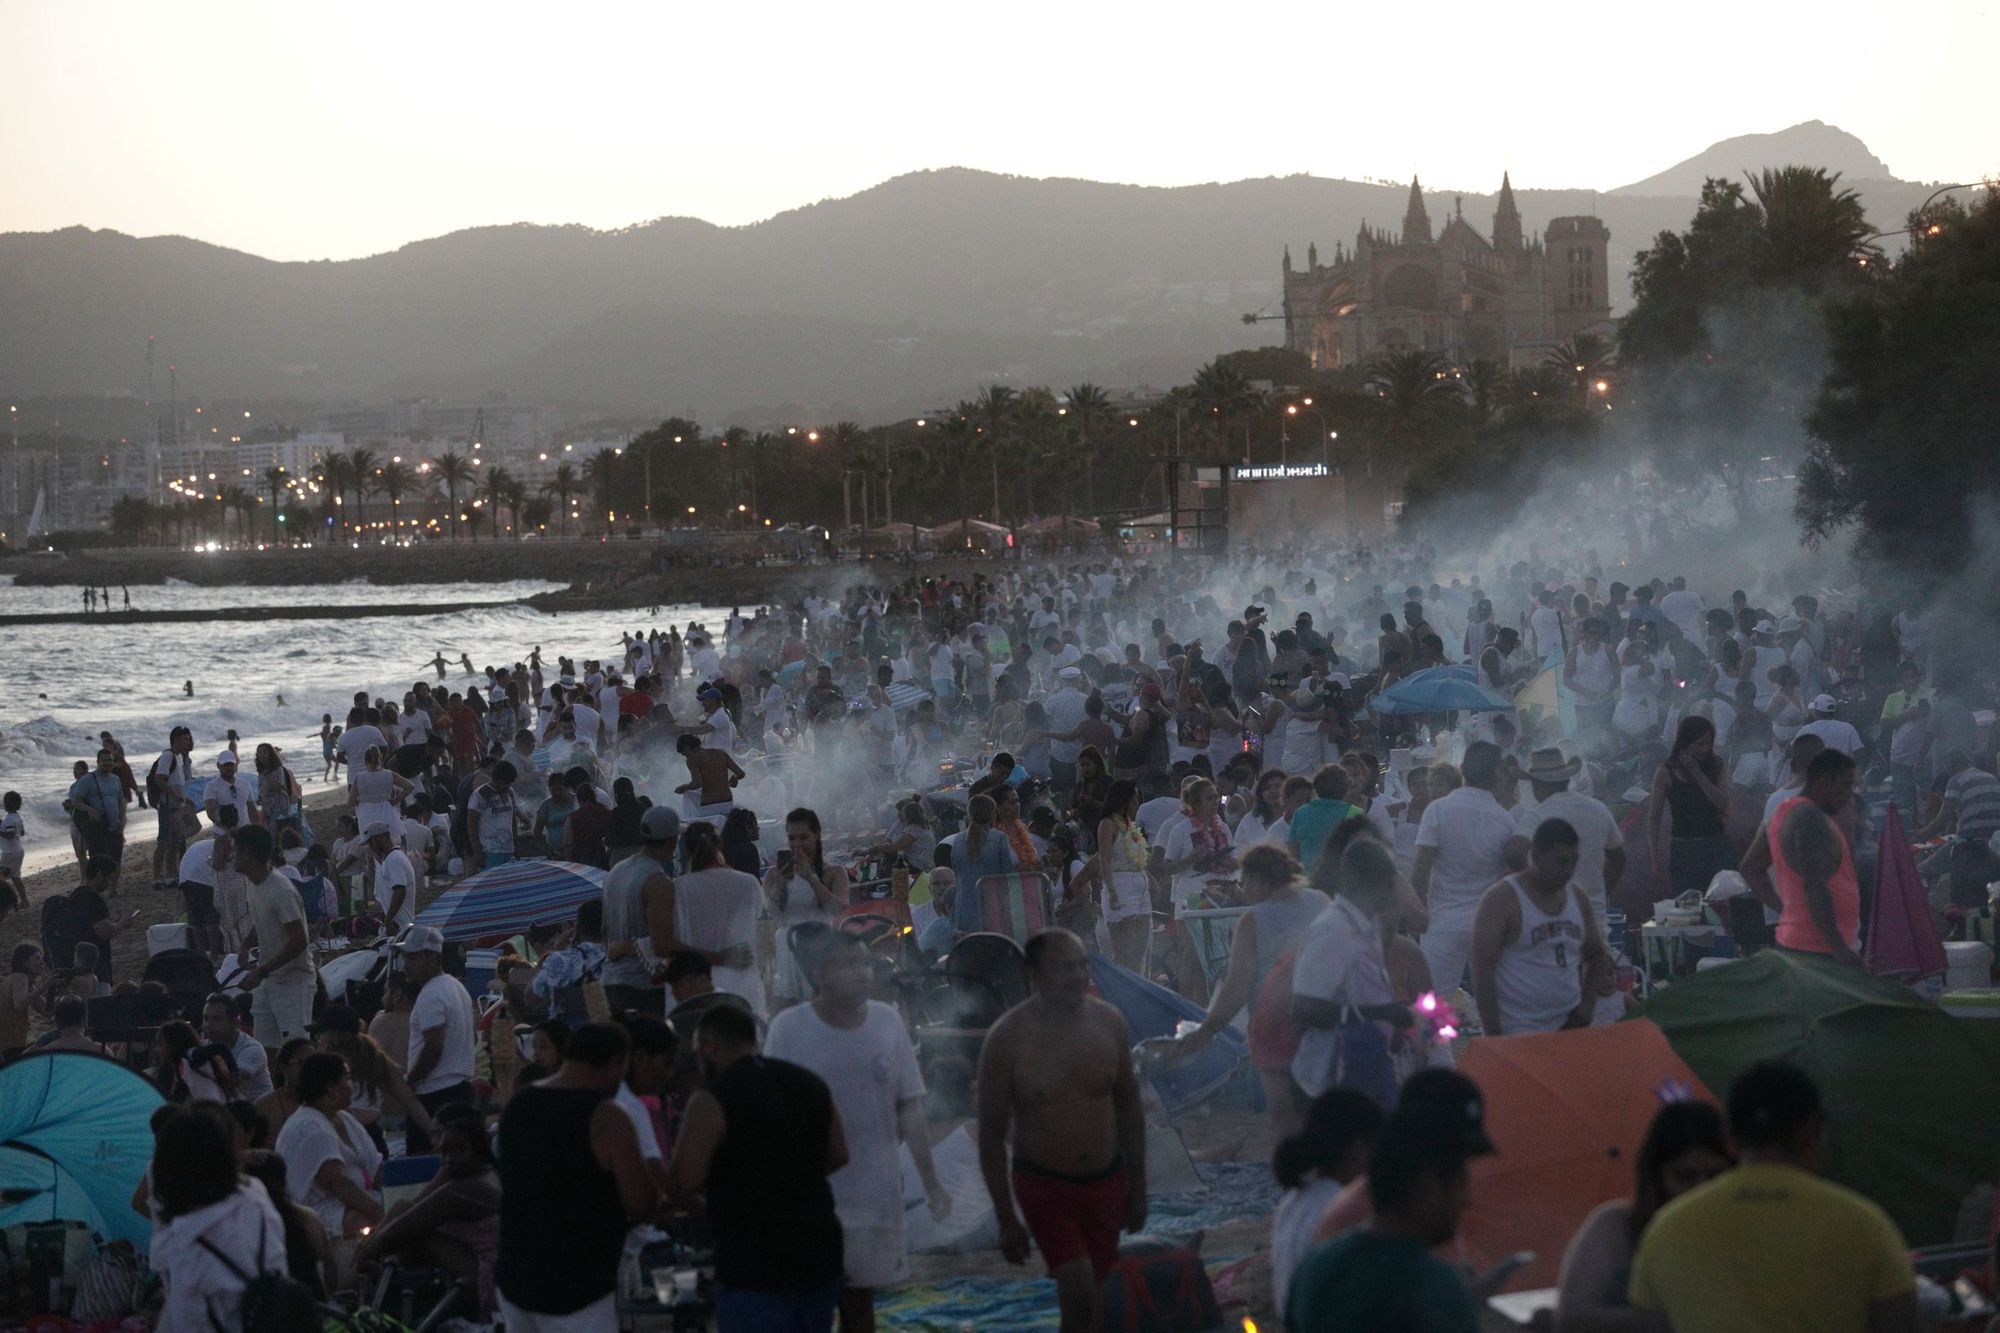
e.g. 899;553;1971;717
0;577;736;874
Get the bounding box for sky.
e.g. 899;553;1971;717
3;0;1994;262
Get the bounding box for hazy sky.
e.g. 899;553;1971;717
4;0;1993;261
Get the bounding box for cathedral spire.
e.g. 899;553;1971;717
1283;243;1292;274
1493;171;1523;252
1402;177;1431;244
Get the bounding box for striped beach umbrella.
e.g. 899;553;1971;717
414;859;608;942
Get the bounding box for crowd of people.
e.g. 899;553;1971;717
7;538;1997;1331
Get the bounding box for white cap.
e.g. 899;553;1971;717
1753;619;1778;635
391;924;446;954
1810;693;1839;713
363;821;396;840
214;751;237;768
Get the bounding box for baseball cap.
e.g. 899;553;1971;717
308;1002;362;1036
1397;1068;1497;1156
391;924;446;955
363;821;396;840
1810;693;1839;713
1753;619;1778;635
639;806;682;843
214;750;237;768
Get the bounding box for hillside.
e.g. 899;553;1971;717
0;123;1934;423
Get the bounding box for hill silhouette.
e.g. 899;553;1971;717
0;123;1937;423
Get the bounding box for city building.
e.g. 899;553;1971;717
1281;175;1613;369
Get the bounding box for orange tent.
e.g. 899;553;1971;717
1455;1019;1715;1290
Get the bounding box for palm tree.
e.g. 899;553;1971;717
823;421;867;528
377;460;416;539
542;463;580;535
1363;348;1460;464
1190;359;1264;460
481;466;517;540
109;496;153;546
1462;359;1508;427
262;467;290;545
1748;166;1875;283
584;449;622;532
1548;333;1615;400
503;477;528;539
429;452;474;541
319;453;356;540
346;448;379;531
1065;382;1111;514
942;406;980;549
972;385;1016;530
521;496;554;534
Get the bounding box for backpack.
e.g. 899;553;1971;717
40;893;83;969
197;1216;320;1333
1100;1234;1223;1333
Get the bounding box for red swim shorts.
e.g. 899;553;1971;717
1011;1159;1128;1280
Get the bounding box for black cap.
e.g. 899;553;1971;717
1397;1068;1496;1156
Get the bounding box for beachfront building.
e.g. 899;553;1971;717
1280;175;1613;370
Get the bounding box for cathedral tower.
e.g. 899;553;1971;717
1401;177;1431;244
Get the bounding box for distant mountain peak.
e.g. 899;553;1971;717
1612;121;1898;197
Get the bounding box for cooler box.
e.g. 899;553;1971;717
1939;989;2000;1019
464;947;502;997
1945;941;1994;993
146;923;192;956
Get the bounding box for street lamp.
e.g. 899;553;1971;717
1286;403;1336;469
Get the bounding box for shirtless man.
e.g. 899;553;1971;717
978;929;1146;1332
674;734;745;811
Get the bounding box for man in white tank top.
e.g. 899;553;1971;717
1469;817;1611;1036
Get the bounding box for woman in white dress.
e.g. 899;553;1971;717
675;823;767;1016
1611;640;1660;740
350;747;412;838
273;1052;383;1241
760;807;850;1009
1089;779;1155;972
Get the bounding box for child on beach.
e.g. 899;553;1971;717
0;792;26;912
322;718;343;783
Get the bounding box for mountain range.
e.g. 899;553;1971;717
0;121;1939;426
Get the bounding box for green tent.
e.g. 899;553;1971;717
1636;950;2000;1245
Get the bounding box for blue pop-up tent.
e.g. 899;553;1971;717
1087;955;1246;1114
0;1051;162;1250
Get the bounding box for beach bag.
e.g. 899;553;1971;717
1247;947;1301;1074
197;1217;319;1333
1100;1234;1222;1333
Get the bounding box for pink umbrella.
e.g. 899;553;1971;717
1866;803;1947;981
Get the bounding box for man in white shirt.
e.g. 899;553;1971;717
1511;749;1624;921
193;992;273;1102
1044;668;1090;792
366;821;417;932
395;925;476;1152
1659;578;1705;645
1412;742;1529;1006
335;714;386;787
1797;695;1866;759
204;752;260;830
236;825;316;1048
765;932;945;1318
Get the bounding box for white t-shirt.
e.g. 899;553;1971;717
1136;796;1181;839
704;708;739;754
1272;1177;1346;1320
1513;790;1623;917
1290;896;1394;1097
205;773;258;828
1161;817;1234;902
336;725;386;776
1414;786;1522;930
275;1105;382;1235
374;848;417;930
1233;811;1289;849
615;1082;663;1161
178;835;222;888
764;999;925;1230
1797;718;1864;757
568;703;604;749
408;973;476;1094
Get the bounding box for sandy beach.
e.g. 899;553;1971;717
0;784;390;986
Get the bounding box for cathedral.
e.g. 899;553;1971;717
1280;175;1613;370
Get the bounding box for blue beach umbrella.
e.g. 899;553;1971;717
0;1052;163;1251
414;859;609;942
1372;666;1515;715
